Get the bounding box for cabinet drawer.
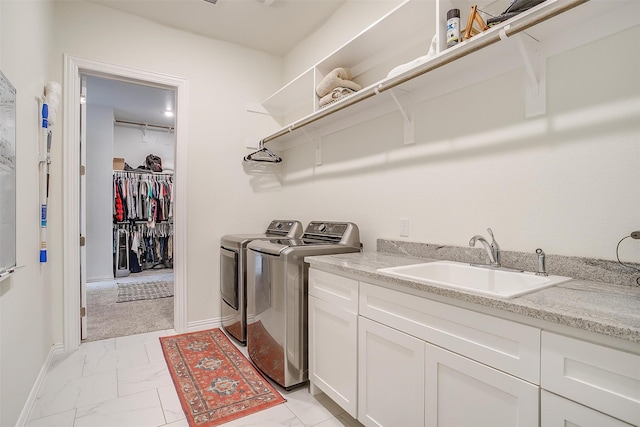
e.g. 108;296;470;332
309;269;358;313
541;390;634;427
359;282;541;383
541;331;640;426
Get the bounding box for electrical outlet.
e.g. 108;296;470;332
399;218;410;237
631;231;640;239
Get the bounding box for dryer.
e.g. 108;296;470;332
220;220;303;344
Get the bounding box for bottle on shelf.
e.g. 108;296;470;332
446;8;461;48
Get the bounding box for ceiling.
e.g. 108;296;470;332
86;76;176;128
86;0;348;56
84;0;348;128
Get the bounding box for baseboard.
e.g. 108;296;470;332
87;275;115;283
15;343;64;426
186;318;221;332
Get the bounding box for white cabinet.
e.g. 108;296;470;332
541;391;634;427
541;331;640;426
307;267;640;427
308;268;541;426
358;316;425;427
356;305;539;427
359;281;541;383
308;269;358;417
357;280;540;427
425;343;539;427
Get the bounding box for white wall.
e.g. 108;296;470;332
113;125;175;171
86;104;115;281
49;1;283;332
51;1;640;346
275;25;640;262
0;2;55;426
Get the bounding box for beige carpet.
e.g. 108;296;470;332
85;272;174;342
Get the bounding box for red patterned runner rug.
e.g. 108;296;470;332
160;328;286;426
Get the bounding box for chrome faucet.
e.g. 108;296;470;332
469;228;500;267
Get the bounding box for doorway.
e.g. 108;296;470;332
63;55;188;351
82;75;176;342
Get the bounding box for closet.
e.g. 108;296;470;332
113;171;174;277
82;75;177;342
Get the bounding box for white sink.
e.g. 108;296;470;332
377;261;571;298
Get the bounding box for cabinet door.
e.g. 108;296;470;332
541;390;634;427
309;295;358;417
358;317;425;427
425;343;539;427
359;282;541;384
541;331;640;426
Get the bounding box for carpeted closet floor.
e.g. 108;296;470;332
84;269;174;342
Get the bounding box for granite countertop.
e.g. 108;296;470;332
305;251;640;344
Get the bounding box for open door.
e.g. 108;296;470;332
63;55;188;351
80;75;88;340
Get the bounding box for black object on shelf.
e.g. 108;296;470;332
487;0;547;26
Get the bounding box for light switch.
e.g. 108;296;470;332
400;218;410;237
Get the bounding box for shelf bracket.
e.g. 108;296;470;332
388;89;415;145
301;128;322;166
514;32;546;118
245;102;271;115
315;138;322;166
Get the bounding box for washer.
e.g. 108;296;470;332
246;221;362;389
220;220;303;344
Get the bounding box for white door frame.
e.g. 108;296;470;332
63;54;188;351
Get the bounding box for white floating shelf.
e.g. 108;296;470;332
255;0;639;152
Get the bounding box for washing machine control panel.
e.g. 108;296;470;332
265;220;303;237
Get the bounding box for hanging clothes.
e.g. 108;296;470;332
113;171;174;272
113;171;173;223
114;183;125;222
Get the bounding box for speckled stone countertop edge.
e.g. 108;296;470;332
305;252;640;344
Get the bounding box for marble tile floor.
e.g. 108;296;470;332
26;328;364;427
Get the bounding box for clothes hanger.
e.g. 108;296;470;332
243;141;282;163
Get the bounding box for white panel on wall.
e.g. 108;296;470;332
86;104;115;281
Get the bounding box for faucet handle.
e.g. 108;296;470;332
486;228;500;265
536;248;548;276
486;228;499;249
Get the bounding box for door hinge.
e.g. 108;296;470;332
80;165;86;176
80;236;86;246
80;307;86;317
